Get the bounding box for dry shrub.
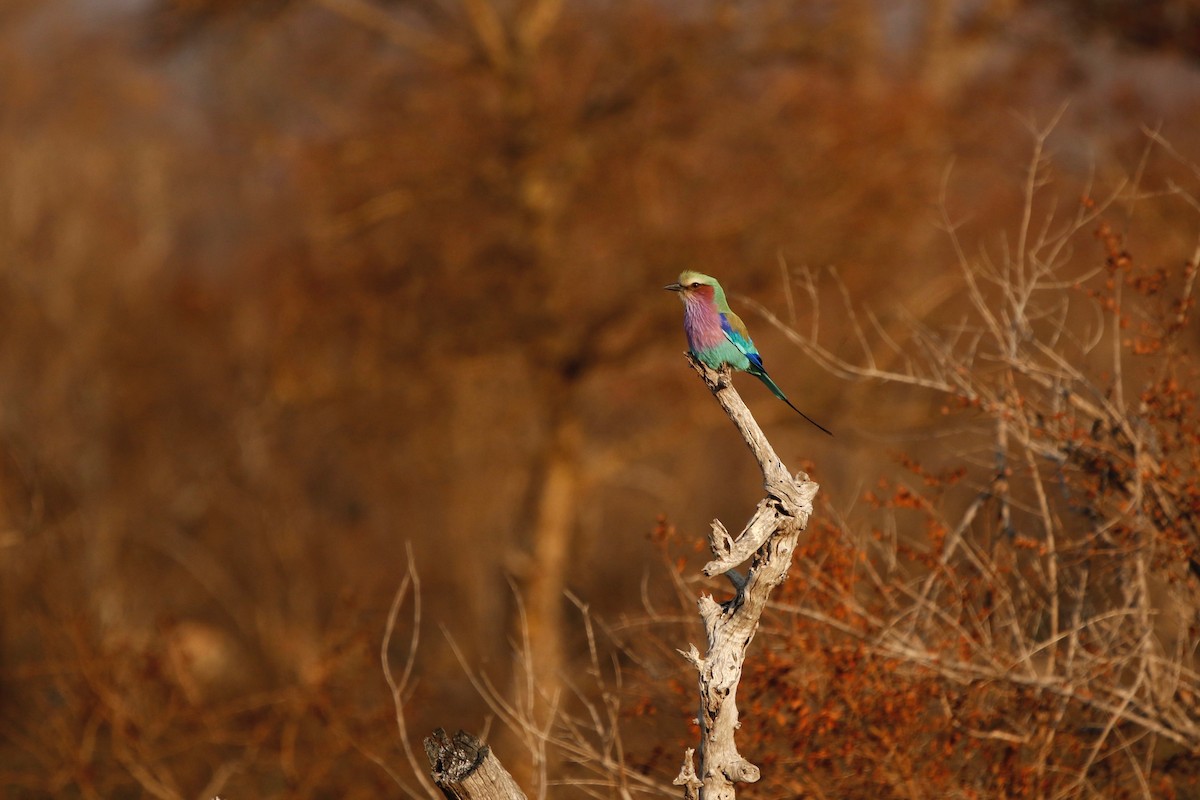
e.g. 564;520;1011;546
720;129;1200;799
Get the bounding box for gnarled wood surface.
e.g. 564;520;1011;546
676;355;820;800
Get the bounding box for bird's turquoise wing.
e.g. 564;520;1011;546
720;310;764;368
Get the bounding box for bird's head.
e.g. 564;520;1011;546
664;270;720;298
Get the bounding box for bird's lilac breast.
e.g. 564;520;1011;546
682;296;727;353
680;293;752;370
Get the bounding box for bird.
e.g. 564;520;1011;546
665;270;832;435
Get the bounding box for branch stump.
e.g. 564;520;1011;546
424;729;527;800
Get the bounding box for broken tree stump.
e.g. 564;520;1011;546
424;728;527;800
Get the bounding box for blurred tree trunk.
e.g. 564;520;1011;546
521;410;580;710
460;0;576;786
836;0;883;96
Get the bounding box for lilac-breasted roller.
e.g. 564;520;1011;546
666;271;832;435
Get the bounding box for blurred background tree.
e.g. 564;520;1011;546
1;0;1199;797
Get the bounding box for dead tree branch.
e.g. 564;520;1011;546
675;355;820;800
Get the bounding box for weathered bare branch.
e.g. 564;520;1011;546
676;354;820;800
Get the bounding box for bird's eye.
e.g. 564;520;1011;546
690;282;701;288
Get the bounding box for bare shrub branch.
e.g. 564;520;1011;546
381;544;442;800
747;125;1200;795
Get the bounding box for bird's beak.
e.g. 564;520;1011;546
664;283;683;292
